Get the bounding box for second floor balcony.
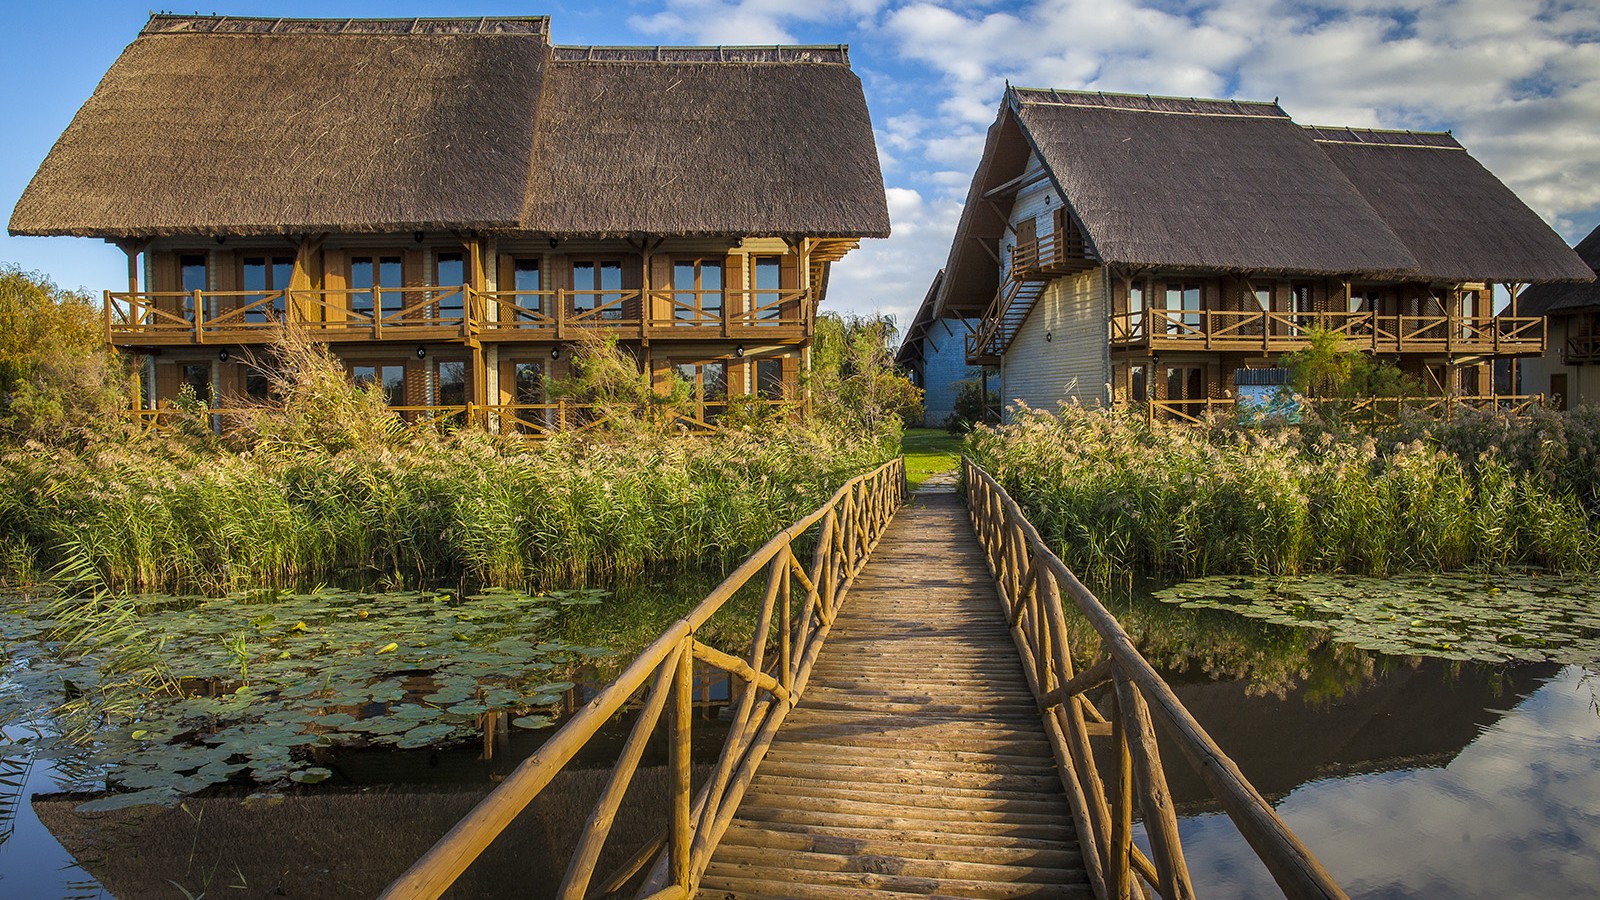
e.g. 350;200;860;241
1109;308;1545;356
106;286;813;346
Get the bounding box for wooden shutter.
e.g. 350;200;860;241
650;255;673;324
725;254;746;321
155;362;179;406
780;252;800;323
497;255;515;296
151;251;179;316
1015;216;1037;254
498;357;515;406
404;359;426;408
621;253;642;322
321;249;347;324
403;249;425;322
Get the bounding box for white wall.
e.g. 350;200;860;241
1522;316;1600;407
1000;268;1108;417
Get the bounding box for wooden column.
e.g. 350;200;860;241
468;237;489;427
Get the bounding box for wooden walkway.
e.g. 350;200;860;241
699;476;1092;899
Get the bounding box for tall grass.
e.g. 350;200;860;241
966;404;1598;581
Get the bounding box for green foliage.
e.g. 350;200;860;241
966;404;1599;582
809;313;922;444
230;328;403;454
945;377;998;434
542;331;695;434
0;265;133;445
1280;326;1417;400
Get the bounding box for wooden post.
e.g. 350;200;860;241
668;637;693;891
1115;671;1196;900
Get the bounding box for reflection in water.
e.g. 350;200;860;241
1137;664;1600;899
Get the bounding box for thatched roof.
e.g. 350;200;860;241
1307;127;1595;284
895;270;944;366
524;50;889;238
1010;89;1419;277
1521;224;1600;315
9;15;888;240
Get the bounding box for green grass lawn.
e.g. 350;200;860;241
901;427;964;490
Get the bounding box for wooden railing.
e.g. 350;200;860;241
381;457;906;900
108;286;813;345
1011;225;1092;279
1140;395;1546;425
1565;332;1600;364
1109;310;1545;354
963;458;1346;900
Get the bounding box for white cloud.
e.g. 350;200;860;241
630;0;890;45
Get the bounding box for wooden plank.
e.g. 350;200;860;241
700;481;1091;900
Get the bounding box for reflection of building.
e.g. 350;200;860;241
1130;659;1558;809
1521;225;1600;409
923;88;1592;422
9;15;888;432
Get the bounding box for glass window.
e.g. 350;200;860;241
1252;285;1271;311
242;255;293;322
1130;365;1147;403
513;259;542;315
435;252;465;322
352;364;406;407
244;365;273;401
437;361;468;407
513;362;544;405
350;255;403;321
1128;280;1145;335
180;254;207;322
753;256;781;322
181;363;212;404
674;361;728;422
756;358;785;400
572;260;624;320
673;259;723;323
1166;283;1201;334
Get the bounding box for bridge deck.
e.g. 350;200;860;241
699;478;1093;899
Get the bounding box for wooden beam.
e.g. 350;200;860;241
982;167;1051;201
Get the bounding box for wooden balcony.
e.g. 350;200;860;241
1138;393;1545;425
1010;225;1095;279
108;286;813;346
1109;309;1545;356
1565;333;1600;365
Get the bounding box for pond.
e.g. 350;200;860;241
2;572;1598;898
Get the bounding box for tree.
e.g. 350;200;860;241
1281;326;1417;399
809;313;923;439
0;265;133;445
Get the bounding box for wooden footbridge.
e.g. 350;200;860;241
383;458;1347;900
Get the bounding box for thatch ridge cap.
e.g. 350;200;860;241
1009;86;1286;118
1305;125;1463;150
141;13;550;36
551;44;850;65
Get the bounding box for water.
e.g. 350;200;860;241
4;582;1600;897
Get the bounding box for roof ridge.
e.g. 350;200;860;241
141;14;550;36
1009;86;1285;118
1305;124;1464;151
551;44;850;65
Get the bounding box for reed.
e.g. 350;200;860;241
966;404;1598;580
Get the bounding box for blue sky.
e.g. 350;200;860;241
5;0;1598;327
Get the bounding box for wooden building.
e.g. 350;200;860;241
1520;224;1600;409
922;88;1592;420
8;15;889;432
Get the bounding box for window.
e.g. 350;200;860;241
180;254;208;322
352;365;406;407
756;358;785;400
572;260;624;320
181;363;212;405
513;362;544;405
752;256;782;323
242;255;293;323
1130;365;1147;403
512;258;542;316
1165;283;1201;335
1166;366;1204;417
435;252;465;323
436;361;468;407
675;361;728;422
1251;284;1271;311
1128;280;1146;337
244;365;274;402
673;258;723;323
350;255;403;322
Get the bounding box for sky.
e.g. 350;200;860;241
3;0;1598;330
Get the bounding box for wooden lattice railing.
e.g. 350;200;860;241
381;457;907;900
964;458;1347;900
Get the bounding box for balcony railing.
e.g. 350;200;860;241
1139;394;1545;425
1110;309;1545;354
1565;332;1600;365
107;286;813;345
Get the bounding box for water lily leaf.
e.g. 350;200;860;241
375;642;398;655
511;715;552;730
395;723;458;749
290;767;333;784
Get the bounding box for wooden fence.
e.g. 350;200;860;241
381;457;907;900
1145;394;1545;426
963;457;1347;900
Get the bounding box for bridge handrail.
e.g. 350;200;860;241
963;458;1347;900
382;457;907;900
